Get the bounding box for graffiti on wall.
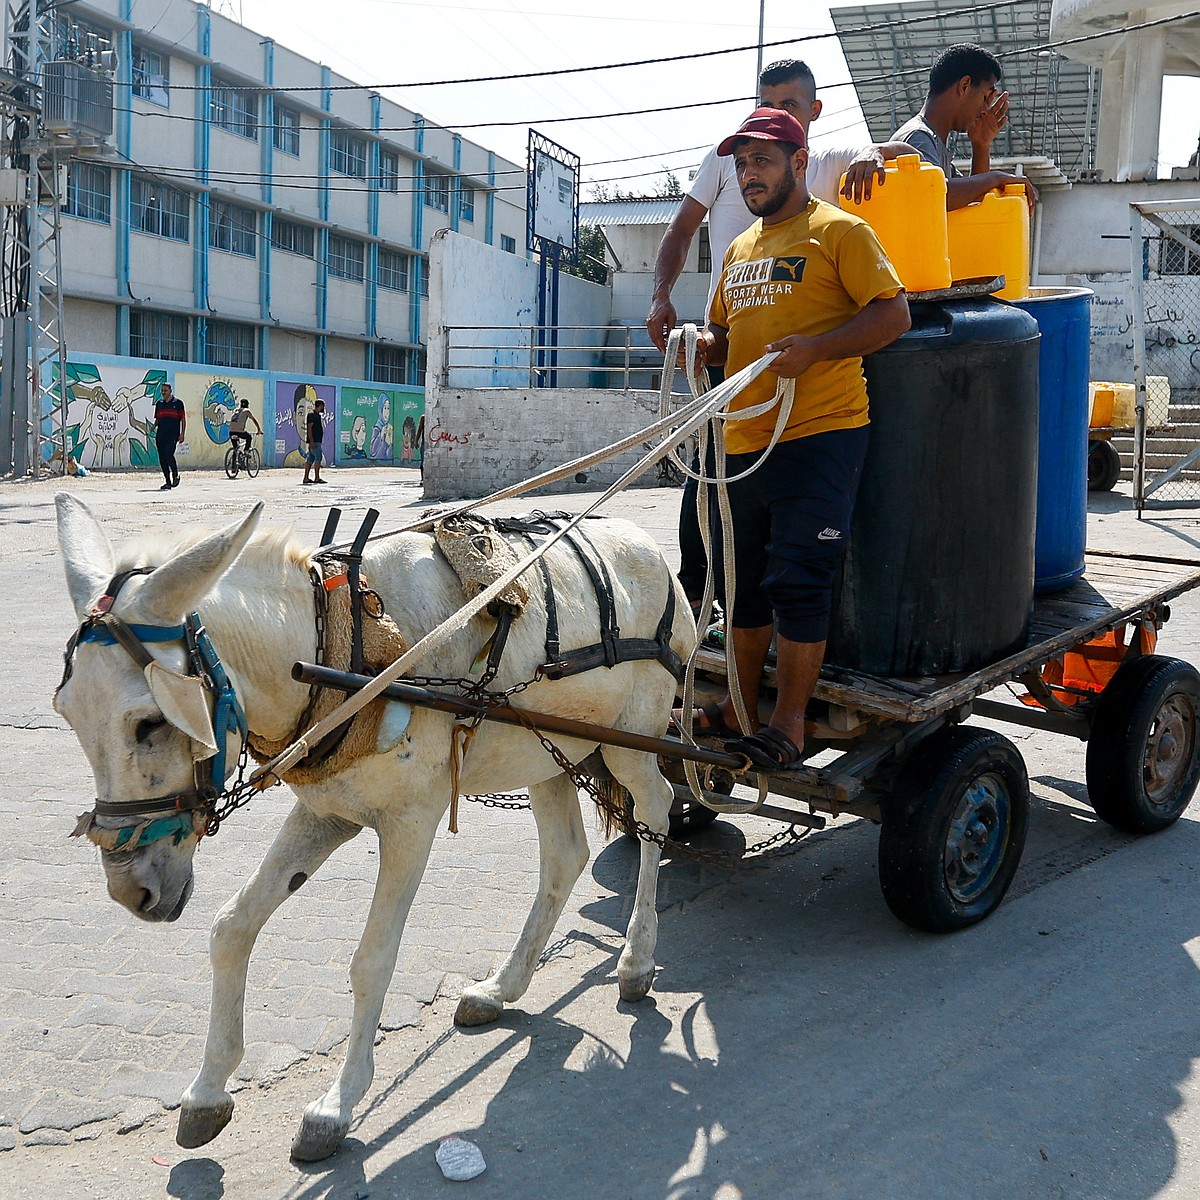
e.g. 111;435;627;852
173;373;265;468
53;361;164;469
337;387;425;466
274;380;335;467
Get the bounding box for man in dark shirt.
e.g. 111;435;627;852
302;398;327;485
153;382;185;490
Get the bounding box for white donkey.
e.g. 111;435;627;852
54;494;693;1160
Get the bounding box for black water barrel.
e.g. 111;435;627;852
825;298;1040;677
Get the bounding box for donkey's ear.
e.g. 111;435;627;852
56;493;115;619
133;503;264;624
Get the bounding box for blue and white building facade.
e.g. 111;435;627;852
58;0;527;387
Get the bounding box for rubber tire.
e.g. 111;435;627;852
1087;440;1121;492
879;726;1029;934
224;445;239;479
245;447;261;478
1085;654;1200;833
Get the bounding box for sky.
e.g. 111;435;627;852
232;0;1200;196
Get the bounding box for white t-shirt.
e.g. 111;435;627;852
687;141;859;313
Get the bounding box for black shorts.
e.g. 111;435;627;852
230;430;251;450
725;426;868;643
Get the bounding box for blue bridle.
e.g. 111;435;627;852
62;569;248;852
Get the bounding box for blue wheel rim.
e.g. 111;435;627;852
944;772;1011;904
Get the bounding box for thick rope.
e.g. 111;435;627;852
251;348;787;786
658;327;796;814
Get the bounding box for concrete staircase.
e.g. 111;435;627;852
1112;400;1200;490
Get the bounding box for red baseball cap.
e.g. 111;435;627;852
717;107;808;157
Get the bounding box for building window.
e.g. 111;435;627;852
424;171;450;212
330;130;367;179
698;226;712;275
273;104;300;156
459;186;475;223
329;234;365;282
1161;226;1200;276
379;150;399;193
64;161;111;223
210;77;258;140
500;234;516;254
131;44;169;106
378;248;409;291
271;217;314;258
209;199;257;257
131;176;189;241
206;320;257;369
130;310;189;361
373;345;409;383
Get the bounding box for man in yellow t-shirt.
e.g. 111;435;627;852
682;107;910;770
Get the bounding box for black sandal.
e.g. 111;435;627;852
729;726;802;770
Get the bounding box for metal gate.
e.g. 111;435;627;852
1130;199;1200;512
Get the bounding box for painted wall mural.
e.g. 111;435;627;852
337;386;423;466
54;361;165;469
274;380;336;468
43;352;425;471
174;372;265;469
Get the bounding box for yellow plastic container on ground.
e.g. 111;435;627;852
839;153;951;293
946;183;1031;299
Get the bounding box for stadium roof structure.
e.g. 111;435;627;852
829;0;1099;187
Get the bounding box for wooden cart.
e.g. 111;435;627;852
670;549;1200;933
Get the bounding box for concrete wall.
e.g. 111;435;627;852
423;229;670;498
1037;180;1200;387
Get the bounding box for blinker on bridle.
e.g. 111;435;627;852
61;567;248;852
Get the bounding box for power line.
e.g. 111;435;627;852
142;0;1027;94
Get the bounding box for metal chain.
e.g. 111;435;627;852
497;702;816;870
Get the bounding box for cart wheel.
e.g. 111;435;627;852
1085;655;1200;833
879;726;1029;933
1087;440;1121;492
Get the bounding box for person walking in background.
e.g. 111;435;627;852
892;43;1037;213
302;398;327;485
153;382;185;490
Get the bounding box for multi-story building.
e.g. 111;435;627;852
55;0;527;388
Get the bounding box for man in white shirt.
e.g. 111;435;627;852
647;58;909;349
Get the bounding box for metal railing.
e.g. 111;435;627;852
443;324;672;391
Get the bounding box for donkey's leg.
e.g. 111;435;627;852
177;803;359;1149
600;745;673;1002
291;805;441;1162
455;771;589;1027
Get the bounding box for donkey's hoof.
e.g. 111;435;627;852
176;1098;234;1148
454;992;504;1027
291;1110;350;1162
618;967;655;1003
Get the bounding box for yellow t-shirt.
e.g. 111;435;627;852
709;197;903;454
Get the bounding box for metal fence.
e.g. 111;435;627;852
442;324;674;391
1130;200;1200;511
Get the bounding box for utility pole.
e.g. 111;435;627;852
756;0;765;90
1;0;113;476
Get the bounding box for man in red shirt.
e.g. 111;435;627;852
153;383;186;490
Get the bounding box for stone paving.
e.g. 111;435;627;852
3;463;1200;1167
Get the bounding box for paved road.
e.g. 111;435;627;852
3;466;1200;1198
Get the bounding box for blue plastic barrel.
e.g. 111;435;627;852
1011;287;1093;594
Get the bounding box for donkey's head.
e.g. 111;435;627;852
54;494;262;922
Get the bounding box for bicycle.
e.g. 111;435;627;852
224;435;261;479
